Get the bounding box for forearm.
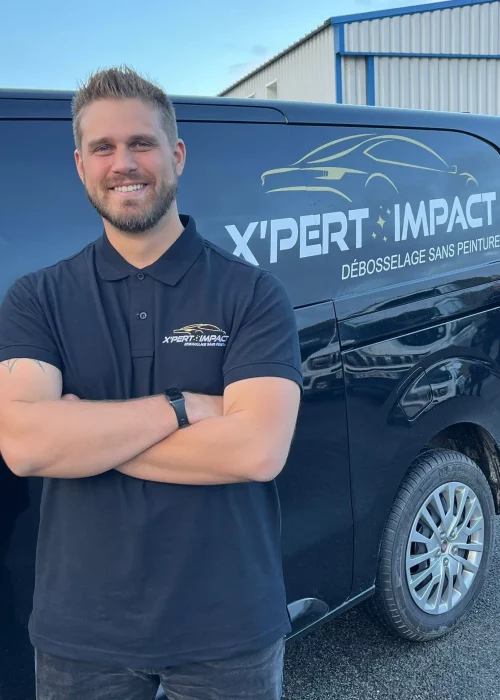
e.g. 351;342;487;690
117;412;278;485
1;395;177;478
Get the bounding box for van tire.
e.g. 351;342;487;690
369;448;495;641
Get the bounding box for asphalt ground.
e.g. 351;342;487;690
282;517;500;700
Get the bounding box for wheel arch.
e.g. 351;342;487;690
392;392;500;516
423;422;500;515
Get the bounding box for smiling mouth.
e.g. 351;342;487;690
110;184;149;195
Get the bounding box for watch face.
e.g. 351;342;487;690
165;388;183;402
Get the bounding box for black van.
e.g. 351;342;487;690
1;89;499;699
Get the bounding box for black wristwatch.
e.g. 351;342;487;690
164;388;190;429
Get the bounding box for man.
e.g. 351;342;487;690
0;66;302;700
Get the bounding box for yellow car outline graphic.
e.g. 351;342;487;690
173;324;226;336
260;133;478;203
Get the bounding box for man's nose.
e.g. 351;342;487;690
111;146;138;173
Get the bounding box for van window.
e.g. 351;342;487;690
177;122;500;306
0;119;307;304
0;120;101;300
3;118;500;308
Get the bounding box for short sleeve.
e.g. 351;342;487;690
223;271;303;391
0;276;62;369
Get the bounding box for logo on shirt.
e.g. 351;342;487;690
162;324;229;348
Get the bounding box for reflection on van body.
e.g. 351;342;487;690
1;91;500;699
301;333;343;398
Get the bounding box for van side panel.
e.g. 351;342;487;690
341;301;500;594
324;124;500;595
279;303;353;622
0;465;40;699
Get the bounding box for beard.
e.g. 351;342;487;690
85;176;178;234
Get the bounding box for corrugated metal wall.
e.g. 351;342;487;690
345;1;500;53
221;24;335;101
220;1;500;115
376;56;500;114
342;57;367;105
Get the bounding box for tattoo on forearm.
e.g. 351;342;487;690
0;359;19;374
0;359;46;373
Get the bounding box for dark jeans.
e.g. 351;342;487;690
35;638;285;700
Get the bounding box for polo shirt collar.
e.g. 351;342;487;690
95;215;204;285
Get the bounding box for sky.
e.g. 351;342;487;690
2;0;442;97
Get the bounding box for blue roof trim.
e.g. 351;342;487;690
341;50;500;58
330;0;495;25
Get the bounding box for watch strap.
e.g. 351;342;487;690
164;389;190;429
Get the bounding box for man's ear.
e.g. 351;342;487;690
173;139;186;178
74;149;85;185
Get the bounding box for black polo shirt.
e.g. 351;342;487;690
0;215;302;667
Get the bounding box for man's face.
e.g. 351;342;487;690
75;98;185;234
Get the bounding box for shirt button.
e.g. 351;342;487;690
139;312;148;320
137;273;145;280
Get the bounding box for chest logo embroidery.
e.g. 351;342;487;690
162;324;229;348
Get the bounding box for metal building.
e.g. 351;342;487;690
220;0;500;115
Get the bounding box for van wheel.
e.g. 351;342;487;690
369;448;496;641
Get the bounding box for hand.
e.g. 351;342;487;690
183;392;223;424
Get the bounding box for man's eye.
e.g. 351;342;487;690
95;145;110;153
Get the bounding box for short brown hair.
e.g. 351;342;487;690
71;65;178;151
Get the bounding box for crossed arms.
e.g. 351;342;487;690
0;359;301;485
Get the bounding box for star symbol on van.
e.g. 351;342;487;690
377;216;386;228
387;209;391;215
372;232;377;239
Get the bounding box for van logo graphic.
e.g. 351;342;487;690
260;133;478;203
225;129;497;273
163;324;229;347
174;324;226;335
